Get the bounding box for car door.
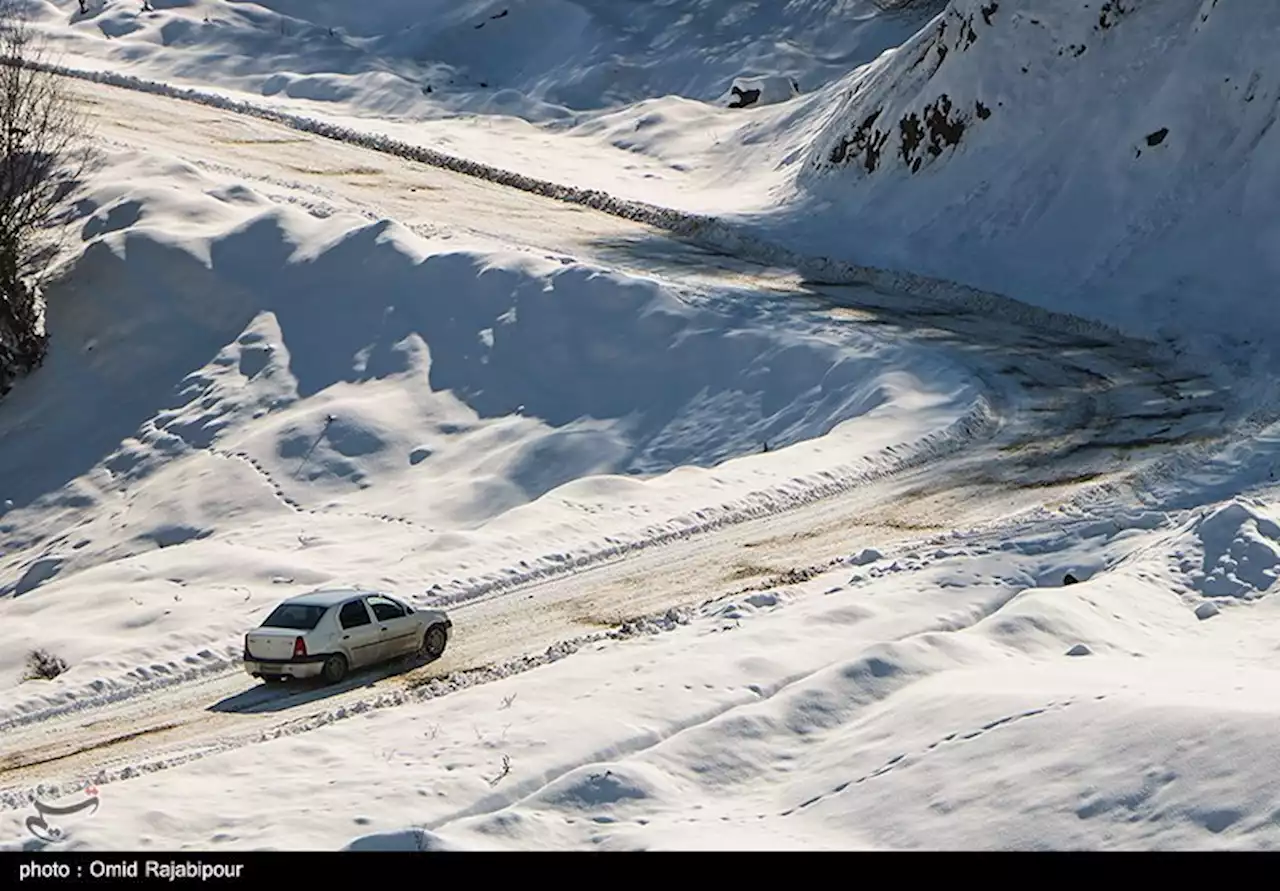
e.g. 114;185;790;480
337;599;381;668
366;595;419;661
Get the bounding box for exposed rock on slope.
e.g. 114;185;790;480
794;0;1280;350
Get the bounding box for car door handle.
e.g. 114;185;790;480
343;634;350;640
380;626;388;632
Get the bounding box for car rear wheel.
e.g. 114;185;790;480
321;654;348;685
421;625;448;661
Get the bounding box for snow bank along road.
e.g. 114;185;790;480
0;78;1256;806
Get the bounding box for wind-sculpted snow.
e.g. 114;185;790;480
0;392;996;733
0;140;991;712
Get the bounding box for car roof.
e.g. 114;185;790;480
282;588;387;608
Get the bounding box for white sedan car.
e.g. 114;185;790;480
243;588;451;685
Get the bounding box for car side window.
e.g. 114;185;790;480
339;600;372;629
367;596;406;622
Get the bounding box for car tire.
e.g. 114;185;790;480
421;625;448;661
321;654;348;685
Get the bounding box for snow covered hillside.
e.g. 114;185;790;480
26;0;1280;358
784;0;1280;350
27;0;937;119
0;143;979;696
15;0;943;212
2;0;1280;854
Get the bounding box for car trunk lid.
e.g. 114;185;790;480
246;628;304;661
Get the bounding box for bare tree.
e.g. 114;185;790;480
0;2;87;397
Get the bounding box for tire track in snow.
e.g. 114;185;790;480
0;556;1028;810
0;234;1248;764
0;396;998;737
0;607;696;810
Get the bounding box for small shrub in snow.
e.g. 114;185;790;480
24;648;68;681
487;754;512;787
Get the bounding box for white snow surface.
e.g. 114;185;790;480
787;0;1280;354
0;0;1279;853
21;0;1280;358
9;503;1280;851
26;0;937;117
0;147;979;691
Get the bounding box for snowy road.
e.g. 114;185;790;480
0;78;1248;809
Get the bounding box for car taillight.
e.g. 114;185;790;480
293;636;307;658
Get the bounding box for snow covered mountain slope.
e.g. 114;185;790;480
15;1;942;211
27;0;939;119
773;0;1280;352
30;0;1280;361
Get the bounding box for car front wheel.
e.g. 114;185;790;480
421;625;448;661
321;654;348;685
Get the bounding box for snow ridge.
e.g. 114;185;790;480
425;393;998;609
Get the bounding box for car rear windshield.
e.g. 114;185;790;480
261;604;327;630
